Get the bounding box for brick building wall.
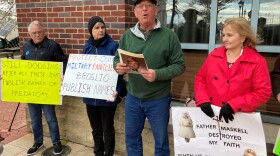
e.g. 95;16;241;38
16;0;174;155
15;0;280;155
16;0;137;53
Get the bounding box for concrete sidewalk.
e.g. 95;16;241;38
1;133;118;156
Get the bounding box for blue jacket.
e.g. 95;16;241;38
82;34;126;106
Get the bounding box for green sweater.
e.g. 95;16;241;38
114;22;185;100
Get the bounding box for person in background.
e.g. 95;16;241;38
271;54;280;103
22;21;67;156
197;19;209;43
257;17;267;44
83;16;126;156
194;17;271;123
177;8;200;43
113;0;185;155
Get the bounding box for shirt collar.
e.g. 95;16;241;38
130;19;161;40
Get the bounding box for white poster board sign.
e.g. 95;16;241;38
61;54;118;101
172;105;266;156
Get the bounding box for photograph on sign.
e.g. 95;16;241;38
172;106;266;156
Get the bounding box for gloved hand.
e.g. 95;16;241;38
219;104;235;123
200;102;214;118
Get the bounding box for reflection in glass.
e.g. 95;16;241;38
160;0;210;43
259;0;280;45
177;8;209;43
216;0;252;44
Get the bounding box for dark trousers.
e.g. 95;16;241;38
86;105;117;156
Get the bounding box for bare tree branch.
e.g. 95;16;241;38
0;0;16;28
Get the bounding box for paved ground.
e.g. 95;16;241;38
0;55;122;155
0;101;122;156
1;134;97;156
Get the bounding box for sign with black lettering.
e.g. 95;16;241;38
1;59;62;105
60;54;118;101
172;106;266;156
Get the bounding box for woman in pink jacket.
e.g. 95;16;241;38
194;17;271;123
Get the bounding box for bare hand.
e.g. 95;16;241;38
277;94;280;103
139;69;156;82
116;63;130;75
107;92;118;102
0;130;10;138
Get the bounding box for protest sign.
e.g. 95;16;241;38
1;59;62;105
172;105;266;156
273;128;280;155
60;54;118;101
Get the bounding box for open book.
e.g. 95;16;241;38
118;49;148;74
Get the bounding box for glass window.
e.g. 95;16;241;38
159;0;210;43
215;0;252;44
259;0;280;45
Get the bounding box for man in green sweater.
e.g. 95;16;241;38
113;0;185;155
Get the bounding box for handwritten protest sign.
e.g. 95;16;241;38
1;59;62;105
60;54;118;101
172;105;266;156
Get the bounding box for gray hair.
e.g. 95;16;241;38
28;21;44;33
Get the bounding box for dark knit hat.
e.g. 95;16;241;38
88;16;105;36
134;0;157;6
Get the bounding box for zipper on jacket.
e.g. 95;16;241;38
35;47;38;60
95;47;98;55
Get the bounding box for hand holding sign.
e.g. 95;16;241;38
219;104;235;123
106;91;118;102
199;102;214;118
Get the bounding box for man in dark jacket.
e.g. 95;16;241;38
271;55;280;103
21;21;67;156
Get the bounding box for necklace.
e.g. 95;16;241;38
227;47;243;69
228;62;234;68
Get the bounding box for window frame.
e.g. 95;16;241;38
179;0;280;124
180;0;280;53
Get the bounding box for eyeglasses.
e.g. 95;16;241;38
30;31;44;35
135;3;154;9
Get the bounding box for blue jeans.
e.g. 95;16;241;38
125;93;171;156
28;104;60;144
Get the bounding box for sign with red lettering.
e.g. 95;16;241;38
172;106;266;156
60;54;118;101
